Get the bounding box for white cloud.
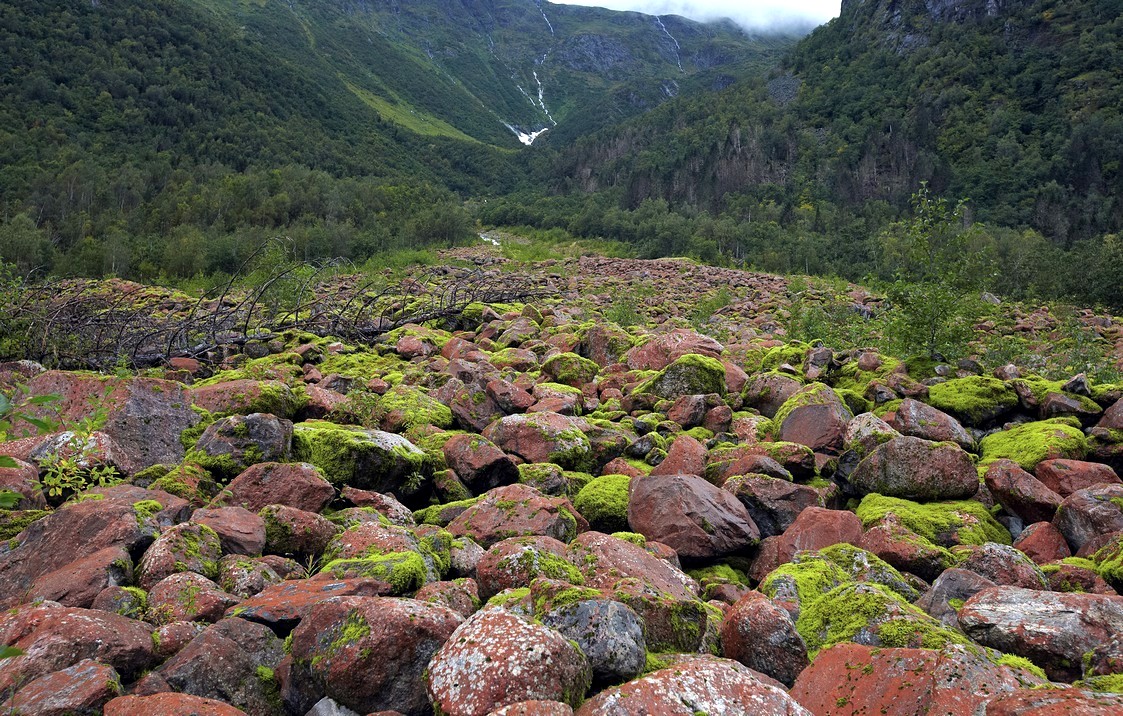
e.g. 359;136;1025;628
551;0;841;30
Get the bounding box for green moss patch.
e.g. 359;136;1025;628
377;385;453;430
320;551;427;594
855;494;1010;547
796;582;971;656
573;474;632;533
291;421;428;490
636;353;726;399
926;377;1018;426
978;418;1089;471
542;352;600;386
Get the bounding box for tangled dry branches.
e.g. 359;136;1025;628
2;245;553;370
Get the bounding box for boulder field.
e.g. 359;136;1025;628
4;263;1123;715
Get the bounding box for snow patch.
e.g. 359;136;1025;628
503;123;550;146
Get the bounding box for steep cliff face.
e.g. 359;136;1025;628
840;0;1022;24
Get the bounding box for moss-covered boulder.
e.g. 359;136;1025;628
572;474;632;533
797;582;971;656
375;385;453;431
482;413;593;471
849;436;979;502
542;352;601;387
635;353;726;400
191;379;306;420
979;418;1089;472
926;376;1019;427
772;382;853;453
855;494;1010;547
290;421;428;496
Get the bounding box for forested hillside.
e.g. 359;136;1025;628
0;0;788;279
562;0;1123;243
497;0;1122;309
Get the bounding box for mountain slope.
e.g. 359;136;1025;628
560;0;1123;243
0;0;793;270
192;0;792;146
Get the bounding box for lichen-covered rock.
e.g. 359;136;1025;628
773;382;853;454
849;436;979;501
260;504;339;559
137;522;223;590
215;555;283;599
157;617;283;714
0;490;180;608
855;494;1011;547
482;413;593;471
20;371;200;471
148;572;239;624
959;586;1123;680
706;442;818;483
742;372;804;419
223;462;335;514
320;521;443;584
377;384;454;431
567;532;697;599
635;353;727;400
442;434;519;493
844;412;901;457
476;536;582;600
627;473;759;559
623;330;723;371
722;474;826;537
539;598;646;686
857;511;957;581
915;567;997;627
574;656;809;716
0;604;157;693
104;693;249;715
956;542;1049;589
884;397;975;450
648;434;706;477
983;689;1123;716
794;582;971;656
25;545;133;609
191;379;304;419
542;352;600;387
190;507;266;557
985;459;1064;524
0;457;46;510
447;484;586;549
755;507;863;578
426;606;592;716
0;658;122;715
720;591;808;686
227;578;393;631
291;421;428;494
289;596;463;715
190;413;293;478
415;579;480;618
1034;459;1121;497
341;486;415;525
1052;484;1123;552
789;643;1043;716
1013;521;1072;564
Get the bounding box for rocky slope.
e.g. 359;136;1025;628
3;251;1123;714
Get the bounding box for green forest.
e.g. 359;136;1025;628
1;0;1122;310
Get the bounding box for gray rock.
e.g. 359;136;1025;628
542;599;646;686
